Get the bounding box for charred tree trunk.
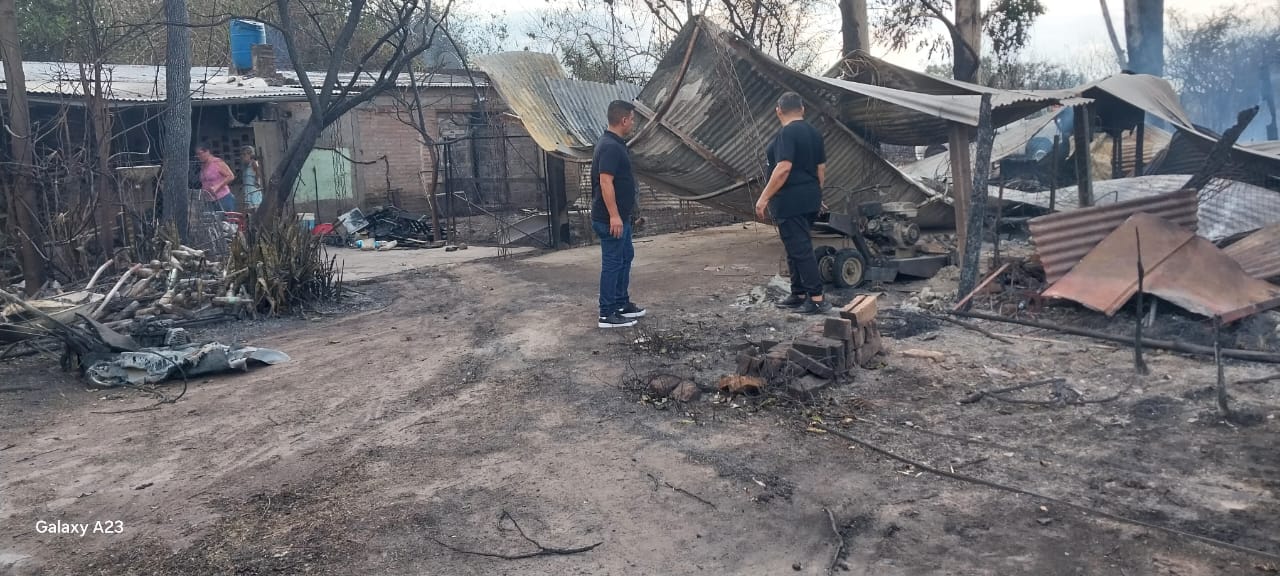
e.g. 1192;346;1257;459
1124;0;1164;76
0;0;46;295
953;0;982;83
86;66;115;259
838;0;870;57
161;0;191;240
956;95;994;307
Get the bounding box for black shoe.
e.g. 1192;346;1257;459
598;313;639;329
796;299;833;315
618;303;647;319
776;294;807;308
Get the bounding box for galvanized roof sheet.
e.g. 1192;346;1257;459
547;78;642;149
1005;175;1280;243
1;61;485;105
1;61;308;104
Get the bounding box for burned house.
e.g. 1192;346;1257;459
0;55;556;274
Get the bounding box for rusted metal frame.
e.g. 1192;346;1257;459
627;25;702;147
631;101;743;181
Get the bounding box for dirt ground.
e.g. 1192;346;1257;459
3;222;1280;575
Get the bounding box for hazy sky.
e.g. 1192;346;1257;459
476;0;1264;71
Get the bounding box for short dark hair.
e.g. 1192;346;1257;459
607;100;636;126
777;92;804;113
195;143;213;153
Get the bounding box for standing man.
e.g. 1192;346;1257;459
755;92;831;315
592;100;647;328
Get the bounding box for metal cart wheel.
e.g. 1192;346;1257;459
815;246;837;284
834;249;867;289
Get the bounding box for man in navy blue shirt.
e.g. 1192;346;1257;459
755;92;831;315
591;100;647;328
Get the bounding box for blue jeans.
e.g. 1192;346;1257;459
211;194;235;212
593;220;633;318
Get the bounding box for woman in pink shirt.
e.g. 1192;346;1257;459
196;144;236;212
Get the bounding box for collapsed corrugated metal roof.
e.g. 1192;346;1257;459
474;52;607;156
548;78;643;149
1029;189;1199;284
0;61;308;105
1004;175;1280;242
627;18;956;225
1224;223;1280;281
1148;129;1280;190
1043;213;1280;323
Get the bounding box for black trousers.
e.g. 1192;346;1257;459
777;212;823;297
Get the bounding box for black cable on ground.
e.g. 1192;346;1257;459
813;422;1280;562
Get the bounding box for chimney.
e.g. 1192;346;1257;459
251;44;284;85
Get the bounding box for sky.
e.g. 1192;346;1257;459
469;0;1264;72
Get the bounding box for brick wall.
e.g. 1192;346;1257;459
276;87;551;217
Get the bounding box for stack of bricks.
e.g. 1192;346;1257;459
736;295;884;384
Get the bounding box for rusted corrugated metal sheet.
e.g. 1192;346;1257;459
1029;189;1198;284
1224;223;1280;280
1043;213;1280;322
473;52;595;157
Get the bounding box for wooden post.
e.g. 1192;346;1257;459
1134;122;1146;176
1260;63;1278;141
544;152;568;248
1111;133;1123;180
1073;106;1093;207
949;124;974;256
1049;135;1059;211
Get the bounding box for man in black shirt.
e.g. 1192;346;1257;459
591;100;647;328
755;92;831;315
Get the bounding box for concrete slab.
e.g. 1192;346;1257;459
333;246;536;283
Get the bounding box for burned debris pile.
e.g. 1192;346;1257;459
723;295;885;399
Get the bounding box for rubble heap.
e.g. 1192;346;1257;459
730;295;885;395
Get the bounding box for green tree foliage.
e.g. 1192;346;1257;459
925;56;1084;90
874;0;1045;78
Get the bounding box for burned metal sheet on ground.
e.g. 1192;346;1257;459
1224;223;1280;281
85;343;290;387
1043;213;1280;322
1006;176;1280;242
1028;189;1198;284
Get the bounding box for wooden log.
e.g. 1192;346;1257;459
788;347;836;379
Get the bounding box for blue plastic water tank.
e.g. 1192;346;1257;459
230;19;266;71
